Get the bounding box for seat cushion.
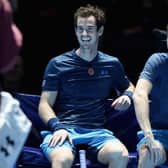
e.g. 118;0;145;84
17;146;50;168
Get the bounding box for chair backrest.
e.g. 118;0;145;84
14;93;46;131
14;93;46;147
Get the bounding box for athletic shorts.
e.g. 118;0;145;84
40;127;120;160
137;130;168;152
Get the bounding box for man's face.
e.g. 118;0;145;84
75;16;102;49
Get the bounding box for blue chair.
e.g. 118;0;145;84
15;93;138;168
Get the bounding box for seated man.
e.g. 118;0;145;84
133;24;168;168
38;4;134;168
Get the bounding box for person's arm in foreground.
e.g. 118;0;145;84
38;91;72;146
0;0;22;74
133;78;164;164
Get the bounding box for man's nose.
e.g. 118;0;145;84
82;29;88;35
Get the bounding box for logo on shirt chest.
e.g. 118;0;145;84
88;67;95;76
99;69;109;76
87;68;109;77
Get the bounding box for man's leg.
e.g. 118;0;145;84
97;140;129;168
50;147;74;168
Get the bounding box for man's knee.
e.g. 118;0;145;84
138;145;154;168
98;141;129;165
50;148;74;167
139;145;149;157
139;144;167;166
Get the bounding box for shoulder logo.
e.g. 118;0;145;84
42;80;46;87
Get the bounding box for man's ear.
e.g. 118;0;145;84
74;27;77;33
98;26;104;36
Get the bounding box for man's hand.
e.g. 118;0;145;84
49;129;73;147
111;95;131;111
145;136;166;165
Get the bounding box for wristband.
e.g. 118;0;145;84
47;118;66;132
122;91;133;99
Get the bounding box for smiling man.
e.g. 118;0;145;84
38;4;134;168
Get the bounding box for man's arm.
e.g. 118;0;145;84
133;78;166;165
0;0;22;74
133;78;153;137
38;91;72;146
38;91;58;124
126;81;135;92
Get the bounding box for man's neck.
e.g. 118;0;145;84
76;48;97;62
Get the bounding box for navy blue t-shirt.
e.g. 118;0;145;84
42;49;130;128
139;53;168;129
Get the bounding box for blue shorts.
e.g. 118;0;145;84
137;130;168;152
40;127;118;160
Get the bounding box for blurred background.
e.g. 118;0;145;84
10;0;168;94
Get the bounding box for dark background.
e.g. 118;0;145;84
12;0;168;94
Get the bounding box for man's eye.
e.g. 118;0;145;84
76;26;96;33
88;27;94;31
77;27;83;31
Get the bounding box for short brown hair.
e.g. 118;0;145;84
74;4;106;30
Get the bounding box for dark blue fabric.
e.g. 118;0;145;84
42;49;131;129
14;93;47;131
18;146;50;167
14;93;46;148
139;53;168;129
